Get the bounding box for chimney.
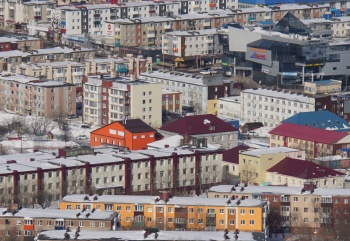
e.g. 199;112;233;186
159;191;170;202
303;181;315;192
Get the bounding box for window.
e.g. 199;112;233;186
126;206;131;211
240;220;245;225
219;219;224;224
79;221;84;227
157;207;163;213
250;209;254;214
126;217;131;222
157;218;163;223
293;197;298;202
229;220;235;225
219;209;224;214
229;209;234;214
249;220;254;225
90;221;95;227
304;208;308;212
99;222;105;227
240;210;245;214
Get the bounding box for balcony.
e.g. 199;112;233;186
164;24;172;30
209;3;216;7
248;17;256;22
204;21;211;27
115;42;120;47
61;21;66;26
118;66;128;73
34;16;42;20
147;33;155;38
34;8;41;11
60;28;66;33
56;73;64;78
23;225;34;230
94;14;100;17
206;213;215;218
147;26;155;31
94;21;101;25
149;9;156;13
73;71;83;76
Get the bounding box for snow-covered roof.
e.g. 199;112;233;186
240;147;298;157
31;81;67;87
37;61;85;68
0;208;116;220
165;29;218;37
209;185;350;196
62;194;265;207
147;135;183;150
0;73;38;83
37;230;256;241
242;88;315;103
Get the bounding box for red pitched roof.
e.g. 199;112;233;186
269;123;348;144
267;157;344;179
223;145;250;164
160;114;237;135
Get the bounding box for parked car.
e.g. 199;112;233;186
81;124;90;129
76;135;88;140
200;68;211;75
200;68;217;75
67;114;78;119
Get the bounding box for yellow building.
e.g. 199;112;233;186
238;147;304;185
59;192;268;232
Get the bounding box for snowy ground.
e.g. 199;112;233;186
0;111;99;153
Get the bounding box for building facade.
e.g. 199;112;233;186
0;72;76;117
59;192;268;232
83;75;162;127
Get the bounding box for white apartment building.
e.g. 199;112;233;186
240;88;315;128
216;96;241;119
141;71;232;115
51;2;180;36
162;29;222;58
83;75;162;127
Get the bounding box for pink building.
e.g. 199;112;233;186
0;72;76;117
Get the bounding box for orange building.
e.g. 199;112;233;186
90;119;157;150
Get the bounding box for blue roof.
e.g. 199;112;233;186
282;110;350;131
239;0;321;5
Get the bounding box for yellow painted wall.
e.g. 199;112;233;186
207;99;219;115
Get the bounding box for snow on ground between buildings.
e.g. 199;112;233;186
253;126;272;137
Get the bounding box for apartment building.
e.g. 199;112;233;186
0;72;76;117
141;71;235;115
0;47;95;72
238;147;304;185
102;4;329;49
51;1;180;36
208;184;350;235
162;29;222;67
0;0;54;33
0;144;233;202
269;122;350;158
59;192;268;232
0;36;42;52
37;229;259;241
83;75;162;127
0;204;117;240
240;88;317;128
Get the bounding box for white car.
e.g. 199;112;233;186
200;68;217;75
76;135;88;140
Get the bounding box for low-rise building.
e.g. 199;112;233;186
238;147;305;185
59;192;269;232
304;80;342;95
0;36;42;52
159;114;238;150
0;72;76;117
216;96;241;119
83;75;162;127
266;157;345;188
269;122;350;158
90;119;157;150
0;144;232;204
208;184;350;236
0;204;117;240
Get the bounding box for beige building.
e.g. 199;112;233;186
0;72;76;117
304;80;342;95
0;205;117;240
238;147;305;185
83;75;162;127
0;47;95;73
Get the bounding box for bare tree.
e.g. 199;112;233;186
1;226;21;241
240;162;257;185
66;167;86;194
35;190;54;209
30;117;54;136
0;143;8;155
7;116;30;138
51;106;69;131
